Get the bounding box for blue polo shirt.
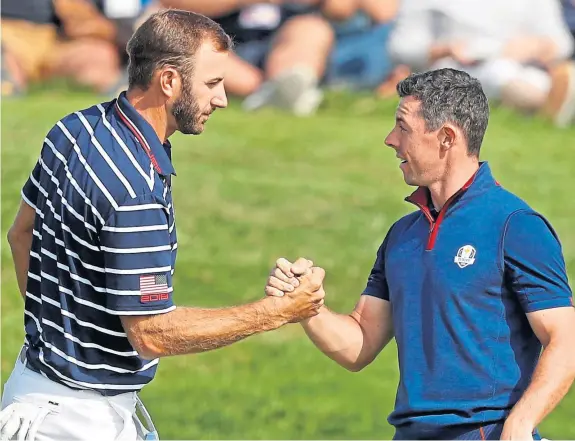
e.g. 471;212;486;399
20;92;177;395
363;162;573;438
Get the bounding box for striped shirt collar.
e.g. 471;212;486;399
115;91;176;177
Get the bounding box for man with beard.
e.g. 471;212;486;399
1;9;326;441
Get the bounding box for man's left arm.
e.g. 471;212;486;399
501;210;575;440
7;158;43;300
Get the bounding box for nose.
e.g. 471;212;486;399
384;130;397;149
211;84;228;109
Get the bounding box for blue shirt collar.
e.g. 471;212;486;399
406;161;497;214
115;91;176;177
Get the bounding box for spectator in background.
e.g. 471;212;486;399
162;0;334;116
563;0;575;55
387;0;575;127
1;0;134;98
322;0;410;96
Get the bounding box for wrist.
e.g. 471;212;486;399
505;413;535;432
259;296;290;330
300;305;325;327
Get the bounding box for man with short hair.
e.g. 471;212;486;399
2;9;325;440
266;68;575;439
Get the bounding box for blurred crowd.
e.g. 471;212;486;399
2;0;575;127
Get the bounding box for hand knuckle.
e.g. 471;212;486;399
272;278;283;288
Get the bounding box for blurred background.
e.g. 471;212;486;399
2;0;575;439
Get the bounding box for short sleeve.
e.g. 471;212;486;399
21;159;43;209
100;194;175;315
362;228;393;301
504;210;573;313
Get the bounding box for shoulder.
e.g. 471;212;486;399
374;210;421;254
484;184;532;212
490;186;554;232
53;99;114;129
504;209;561;247
482;185;560;242
488;190;563;261
43;100;117;152
44;100;162;219
388;210;422;237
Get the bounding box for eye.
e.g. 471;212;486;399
207;79;222;88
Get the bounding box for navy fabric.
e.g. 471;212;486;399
1;0;55;24
392;422;542;440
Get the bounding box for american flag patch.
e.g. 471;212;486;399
140;274;169;303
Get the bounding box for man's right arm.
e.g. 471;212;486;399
268;233;395;371
121;273;324;359
299;296;393;372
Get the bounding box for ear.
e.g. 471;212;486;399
438;125;457;151
158;67;180;98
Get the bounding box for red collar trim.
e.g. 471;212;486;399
405;168;479;209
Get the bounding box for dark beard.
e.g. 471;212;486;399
171;82;204;135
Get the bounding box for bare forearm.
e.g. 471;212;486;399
507;339;575;429
301;307;373;371
128;298;287;358
159;0;252;17
8;230;33;299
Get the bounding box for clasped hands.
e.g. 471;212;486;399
264;257;326;323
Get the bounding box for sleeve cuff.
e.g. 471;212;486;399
522;296;574;313
362;288;389;301
106;304;176;316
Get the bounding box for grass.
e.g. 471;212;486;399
2;87;575;439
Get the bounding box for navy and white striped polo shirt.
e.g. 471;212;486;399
21;91;178;395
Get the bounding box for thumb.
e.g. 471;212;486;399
291;257;313;276
310;266;326;285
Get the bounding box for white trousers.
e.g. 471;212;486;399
0;348;157;440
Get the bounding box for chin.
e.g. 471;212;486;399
179;123;204;135
403;174;425;187
401;171;415;186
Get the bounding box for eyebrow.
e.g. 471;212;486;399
396;115;408;125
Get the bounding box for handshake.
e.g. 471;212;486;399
264;257;326;324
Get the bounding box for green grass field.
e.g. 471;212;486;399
2;88;575;439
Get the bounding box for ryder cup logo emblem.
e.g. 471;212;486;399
454;245;476;268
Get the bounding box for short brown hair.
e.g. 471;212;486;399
126;9;232;90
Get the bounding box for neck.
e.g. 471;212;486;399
427;157;480;210
126;88;174;143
